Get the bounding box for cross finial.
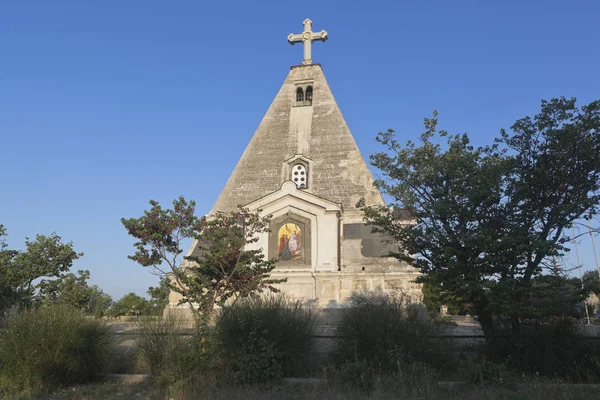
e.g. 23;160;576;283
288;18;328;65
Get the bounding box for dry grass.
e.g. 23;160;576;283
34;379;600;400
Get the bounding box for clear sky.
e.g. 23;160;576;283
1;1;599;300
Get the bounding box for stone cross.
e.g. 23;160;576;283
288;19;328;65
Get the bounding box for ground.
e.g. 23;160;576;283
41;380;600;400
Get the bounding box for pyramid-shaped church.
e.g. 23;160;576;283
171;19;420;310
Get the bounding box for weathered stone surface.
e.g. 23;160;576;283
210;64;384;213
174;38;421;310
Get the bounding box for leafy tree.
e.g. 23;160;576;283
147;278;170;315
0;225;16;314
122;197;282;322
582;270;600;297
361;97;600;338
88;289;113;318
524;274;588;318
37;269;113;316
110;292;150;317
0;225;82;313
421;281;471;315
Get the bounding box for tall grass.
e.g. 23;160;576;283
336;292;450;372
216;295;317;384
0;305;113;397
135;315;200;389
487;317;600;382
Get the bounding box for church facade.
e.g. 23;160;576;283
168;19;420;311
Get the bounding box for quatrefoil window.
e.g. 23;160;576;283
292;164;307;189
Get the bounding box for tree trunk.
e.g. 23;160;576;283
510;313;521;336
476;307;496;342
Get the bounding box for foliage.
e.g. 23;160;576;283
215;295;317;384
0;304;113;397
147;277;170;314
0;225;15;315
522;274;587;318
36;269;113;316
134;316;220;398
421;281;471;315
105;281;169;318
122;196;282;322
25;377;600;400
487;317;600;382
326;360;376;394
582;269;600;297
0;225;82;313
458;357;509;386
361;97;600;337
108;292;150;317
336;292;449;373
135;315;191;383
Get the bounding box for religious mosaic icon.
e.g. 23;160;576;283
278;223;302;261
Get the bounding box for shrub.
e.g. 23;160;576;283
215;295;317;385
0;304;113;397
135;316;220;399
487;317;600;382
135;315;196;386
336;292;450;372
326;360;376;394
459;356;509;386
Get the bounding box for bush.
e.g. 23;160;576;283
0;304;113;397
487;317;600;382
215;295;317;385
326;360;376;394
336;292;450;372
135;315;199;387
134;315;221;399
459;356;509;386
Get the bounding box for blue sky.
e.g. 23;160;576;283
1;1;599;300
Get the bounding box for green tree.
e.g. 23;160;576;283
147;278;170;315
421;281;471;315
0;225;82;313
88;288;113;318
0;225;17;314
524;274;588;318
361;97;600;338
37;269;113;316
582;270;600;296
122;197;282;322
110;292;150;317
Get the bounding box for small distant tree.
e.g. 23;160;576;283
110;292;150;317
37;269;113;316
122;196;282;323
89;289;113;318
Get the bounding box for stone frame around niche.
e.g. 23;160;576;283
269;212;311;268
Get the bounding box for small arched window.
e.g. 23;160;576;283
296;87;304;104
292;164;307;189
305;86;313;105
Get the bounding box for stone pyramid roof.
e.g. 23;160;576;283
211;63;384;213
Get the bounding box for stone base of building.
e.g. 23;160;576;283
164;269;422;322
